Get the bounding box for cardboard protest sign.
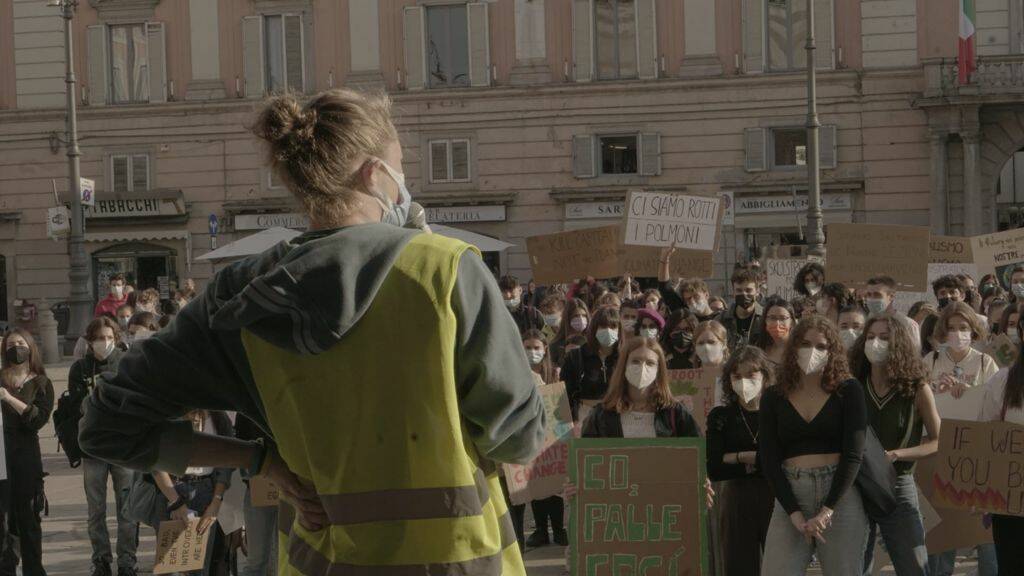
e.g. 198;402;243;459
933;386;987;421
250;475;281;508
931;236;974;264
915;455;993;553
154;519;213;574
504;383;575;505
919;419;1024;517
619;244;714;280
668;369;718;433
826;223;930;291
986;333;1019;368
527;226;621;284
764;257;820;301
623;191;721;251
570;438;708;576
972;228;1024;288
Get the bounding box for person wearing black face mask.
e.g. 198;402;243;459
664;310;699;369
0;328;54;576
720;267;765;351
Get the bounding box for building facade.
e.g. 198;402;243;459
1;0;1023;324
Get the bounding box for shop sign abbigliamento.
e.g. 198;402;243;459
735;193;852;214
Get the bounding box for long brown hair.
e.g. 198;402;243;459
557;298;589;341
775;316;851;396
933;301;987;344
602;337;676;413
848;314;926;399
1;328;46;378
1003;314;1024;412
587;306;621;351
522;329;557;384
720;346;776;406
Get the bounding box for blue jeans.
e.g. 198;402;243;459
762;464;869;576
928;544;997;576
862;474;928;576
242;486;278;576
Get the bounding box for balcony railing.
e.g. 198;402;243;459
924;55;1024;99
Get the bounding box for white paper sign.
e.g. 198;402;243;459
932;385;988;421
623;190;721;250
46;206;70;240
80;177;95;207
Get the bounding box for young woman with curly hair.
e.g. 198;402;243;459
706;346;776;576
849;313;940;576
759;316;869;575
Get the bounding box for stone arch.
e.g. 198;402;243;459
980;107;1024;230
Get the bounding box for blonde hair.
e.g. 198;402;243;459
933;301;988;344
692;320;729;367
253;89;398;226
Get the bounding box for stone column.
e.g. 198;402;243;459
963;131;984;235
929;131;949;234
186;0;226;100
680;0;722;77
347;0;385;89
510;0;552;85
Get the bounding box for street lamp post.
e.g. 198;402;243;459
805;0;826;257
55;0;92;349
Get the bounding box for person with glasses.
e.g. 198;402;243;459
755;298;795;366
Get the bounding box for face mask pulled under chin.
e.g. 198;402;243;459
370;158;412;227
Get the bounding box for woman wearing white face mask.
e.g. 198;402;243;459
997;302;1024;346
837;305;867;350
550;298;589;367
848;314;940;576
562;307;620;422
925;302;998;400
707;346;776;576
635;308;665;342
126;311;160;347
760;317;869;575
794;262;825;299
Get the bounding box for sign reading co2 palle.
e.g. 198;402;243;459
624;191;721;251
570;438;708;576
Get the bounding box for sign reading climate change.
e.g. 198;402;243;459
623;191;721;251
570;438;708;576
504;383;575;506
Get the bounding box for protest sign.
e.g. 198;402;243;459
933;386;987;421
154;519;212;574
504;383;574;505
570;438;708;576
623;191;721;250
826;223;930;291
764;257;818;302
972;228;1024;288
668;369;718;433
986;333;1019;368
250;475;281;508
915;455;993;553
930;236;973;264
619;244;714;279
578;400;600;428
528;226;621;284
919;419;1024;516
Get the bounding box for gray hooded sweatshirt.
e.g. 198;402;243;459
78;224;546;476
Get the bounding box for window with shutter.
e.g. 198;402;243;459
109;23;150;104
572;0;594;82
87;25;110;106
467;2;490;87
742;0;764;73
819;125;837;169
404;7;426;90
264;14;305;94
426;5;470;88
744;128;767;172
147;22;167;103
764;0;833;71
640;133;661;176
451;140;470;181
112;155;130;193
573;135;596;178
242;16;264;98
430;141;449;182
429;139;472;183
599;135;638;175
595;0;638;80
132;155;150;191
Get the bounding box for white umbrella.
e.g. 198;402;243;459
196;227;301;262
432;225;514;252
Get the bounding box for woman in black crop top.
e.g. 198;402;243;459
706;346;776;576
759;316;869;576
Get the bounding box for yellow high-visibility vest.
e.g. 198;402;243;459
243;232;523;575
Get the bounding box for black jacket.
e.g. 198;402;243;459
3;375;54;495
562;344;619;421
582;403;701;438
68;348;124;397
719;301;765;351
510;303;544;335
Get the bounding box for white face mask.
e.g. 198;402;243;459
570;317;589;333
865;298;888;315
1008;327;1020;344
1013;283;1024;299
864;338;890;365
690;298;711;315
526;349;545;366
543;313;561;327
504;296;521;310
91;339;116;361
797;347;829;375
111;285;124;299
947;330;973;352
806;282;821;296
640;328;659;340
625;363;657;390
732;373;764;404
695;343;724;365
596;328;619;348
371;158;412;227
839;328;861;349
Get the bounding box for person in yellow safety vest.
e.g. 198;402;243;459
79;89;547;576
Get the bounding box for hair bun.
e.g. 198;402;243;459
254;95;318;160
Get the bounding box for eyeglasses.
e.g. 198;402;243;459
766;315;792;323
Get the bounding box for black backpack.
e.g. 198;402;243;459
53;388;86;468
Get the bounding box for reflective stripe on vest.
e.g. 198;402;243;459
243;233;525;575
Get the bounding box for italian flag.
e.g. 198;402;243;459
959;0;976;85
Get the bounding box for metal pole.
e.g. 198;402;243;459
62;0;91;349
805;0;825;257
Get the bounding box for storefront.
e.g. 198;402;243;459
84;192;190;300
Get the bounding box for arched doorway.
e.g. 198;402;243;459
91;242;177;299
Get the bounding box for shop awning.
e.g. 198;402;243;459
432;225;514;252
196;227;301;261
84;230;191;243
